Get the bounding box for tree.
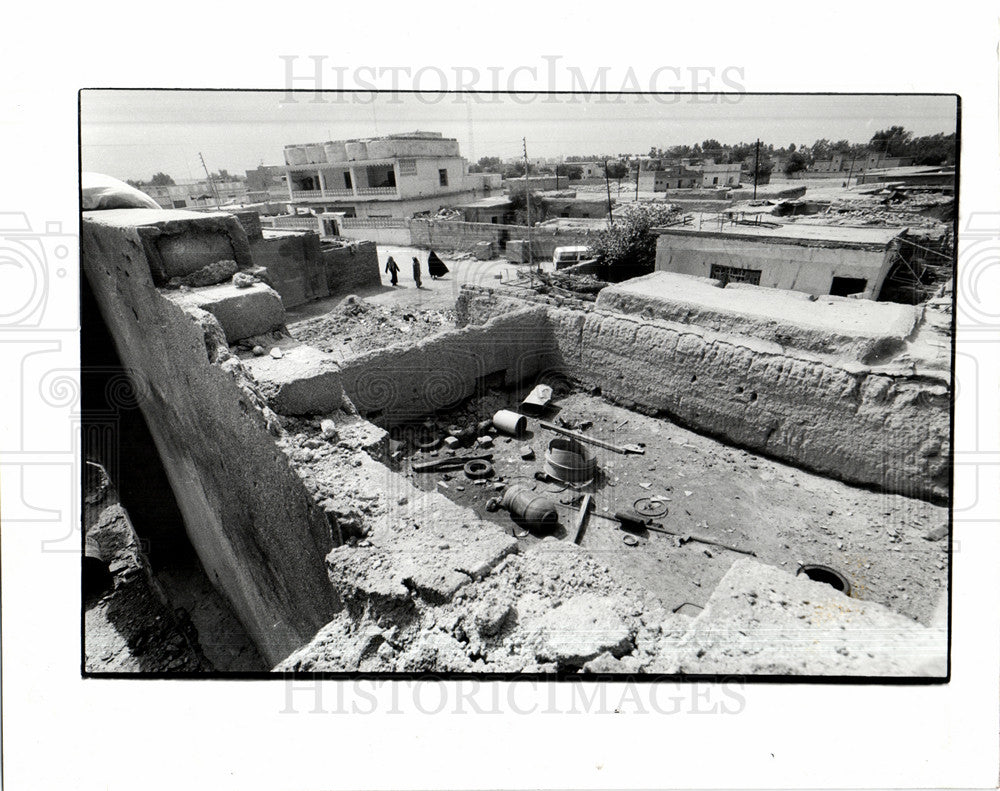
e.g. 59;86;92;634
469;156;502;173
149;172;175;186
784;152;808;176
508;190;547;225
604;160;628;180
592;203;679;279
555;163;583;180
870;126;913;157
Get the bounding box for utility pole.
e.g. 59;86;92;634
753;139;760;201
604;158;614;224
199;152;221;209
523;137;534;270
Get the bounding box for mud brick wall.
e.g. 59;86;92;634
82;209;340;666
456;285;950;502
337;305;554;423
249;232;330;308
321;240;381;295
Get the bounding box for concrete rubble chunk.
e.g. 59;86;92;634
165;282;286;343
648;557;947;677
527;593;635;667
243;343;345;416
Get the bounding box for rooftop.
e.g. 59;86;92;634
654;221;906;247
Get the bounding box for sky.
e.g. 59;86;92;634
80;90;958;182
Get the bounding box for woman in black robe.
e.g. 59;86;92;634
427;250;449;279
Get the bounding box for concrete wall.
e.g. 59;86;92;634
455;284;950;502
409;219;601;257
81;210;341;666
250;232;330;308
655;231;895;299
329;217;413;246
337;305;553;423
321;240;381;295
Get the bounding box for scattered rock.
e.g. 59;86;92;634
269;347;283;359
232;271;256;289
251;345;266;357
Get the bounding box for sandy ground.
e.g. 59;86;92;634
388;388;948;625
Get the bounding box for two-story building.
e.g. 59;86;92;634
283;131;494;219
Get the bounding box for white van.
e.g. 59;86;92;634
552;245;598;269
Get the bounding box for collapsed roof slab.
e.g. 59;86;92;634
597;272;920;364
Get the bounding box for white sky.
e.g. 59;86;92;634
81;90;958;182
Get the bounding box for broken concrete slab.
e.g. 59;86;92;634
524;593;636;667
165;282;285;343
646;557;947;676
242;343;345;415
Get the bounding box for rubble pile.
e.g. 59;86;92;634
292;296;456;355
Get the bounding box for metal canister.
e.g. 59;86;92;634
500;486;559;530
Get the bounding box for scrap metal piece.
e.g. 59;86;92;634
571;493;593;545
633;497;668;518
540;420;645;455
520;383;553;415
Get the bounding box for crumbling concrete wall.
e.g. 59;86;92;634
337;305;553;423
456;283;950;502
320;240;381;295
82;209;341;666
249;231;330;308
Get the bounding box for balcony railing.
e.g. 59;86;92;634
290;186;398;201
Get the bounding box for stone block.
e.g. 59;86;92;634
243;343;345;415
167;282;285;343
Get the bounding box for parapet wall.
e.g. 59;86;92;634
337;305;554;423
82;210;341;666
456;283;950;501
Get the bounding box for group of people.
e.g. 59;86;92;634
384;250;448;288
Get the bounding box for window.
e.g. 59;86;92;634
344;172;352;189
829;276;868;297
173;198;187;208
710;264;762;286
398;158;417;176
439;168;449;187
712;176;719;185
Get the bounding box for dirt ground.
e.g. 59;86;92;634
382;386;948;625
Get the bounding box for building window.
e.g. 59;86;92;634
173;198;187;208
710;264;762;286
344;172;353;189
439;168;449;187
398;158;417;176
712;176;719;185
829;276;868;297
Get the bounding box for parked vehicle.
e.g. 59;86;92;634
552;245;599;269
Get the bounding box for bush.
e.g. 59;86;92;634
592;203;679;280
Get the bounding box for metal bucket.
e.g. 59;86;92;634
544;436;596;484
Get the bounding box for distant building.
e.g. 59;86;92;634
811;150;914;174
653;222;906;300
283;131;494;219
244;165;287;199
457;196;514;224
638;161;701;191
140;179;248;209
698;161;742;188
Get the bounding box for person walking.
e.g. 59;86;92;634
412;256;422;289
427;249;449;279
385;255;400;286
